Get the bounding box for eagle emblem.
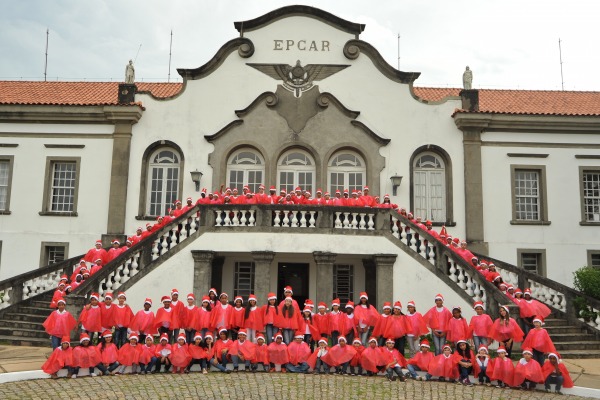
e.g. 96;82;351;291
247;60;349;97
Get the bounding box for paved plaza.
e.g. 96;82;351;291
0;373;595;400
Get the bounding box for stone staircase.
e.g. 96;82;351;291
545;316;600;358
0;294;54;346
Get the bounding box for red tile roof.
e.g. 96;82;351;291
1;81;599;116
413;87;600;116
0;81;182;106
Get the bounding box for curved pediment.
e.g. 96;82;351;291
177;37;254;80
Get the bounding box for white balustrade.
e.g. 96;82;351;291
335;212;342;228
273;211;281;227
308;211;316;228
0;288;12;310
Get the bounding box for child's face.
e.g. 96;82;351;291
393;308;401;315
146;338;154;346
318;308;326;314
268;299;276;305
163;301;171;309
383;308;391;315
369;341;377;348
178;338;185;345
61;342;70;350
202;301;209;308
452;309;461;318
276;337;283;344
257;339;264;345
206;338;213;345
249;300;256;306
160;339;168;346
235;300;242;307
443;348;451;355
478;350;486;356
104;298;112;305
534;321;542;328
105;336;112;343
118;298;125;305
421;346;429;353
407;306;415;313
144;304;151;311
346;308;353;315
475;307;483;315
524;353;532;361
353;342;361;348
435;299;443;307
332;305;339;311
172;294;179;302
459;343;466;350
57;302;66;311
319;342;327;348
130;338;138;345
386;342;394;349
91;298;98;306
220;332;228;340
498;351;506;358
195;338;202;345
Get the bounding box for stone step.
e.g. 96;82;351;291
553;341;600;351
0;326;49;339
0;334;51;347
16;306;53;316
559;349;600;359
31;300;52;308
544;318;569;327
547;333;597;342
0;319;46;331
544;325;587;334
4;312;48;323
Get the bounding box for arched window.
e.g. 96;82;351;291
413;152;446;221
147;148;181;216
328;151;366;194
227;149;265;193
277;150;315;194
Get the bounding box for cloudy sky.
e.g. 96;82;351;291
1;0;598;90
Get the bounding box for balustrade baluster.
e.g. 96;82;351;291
224;212;231;226
367;214;374;230
358;213;366;229
273;210;281;227
300;212;307;227
449;262;457;283
291;211;298;227
240;211;247;226
309;211;316;228
335;212;342;228
248;210;256;226
457;266;467;290
215;210;223;226
282;211;290;227
343;213;350;229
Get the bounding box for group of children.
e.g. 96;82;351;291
42;286;573;394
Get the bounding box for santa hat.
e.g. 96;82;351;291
60;274;68;281
145;223;152;228
175;200;182;205
359;292;368;300
318;302;327;309
171;288;179;296
385;338;395;344
238;329;247;336
500;305;510;314
522;348;533;355
304;299;314;308
438;225;447;236
335;189;341;194
382;302;392;310
187;293;195;300
204;333;214;341
201;296;210;303
56;298;66;305
269;186;276;191
353;338;362;345
267;292;277;300
420;339;430;348
478;345;488;354
514;288;523;295
316;188;322;194
102;330;113;338
331;298;340;307
407;300;416;308
112;239;121;245
95;258;103;263
547;352;562;362
256;333;265;341
368;337;378;344
58;282;66;287
274;331;284;340
303;306;312;313
95;240;102;245
318;338;328;345
452;237;460;244
79;333;90;343
104;292;113;300
117;292;126;299
129;332;139;341
345;301;355;309
496;345;507;353
248;294;257;302
324;192;330;196
533;316;545;325
524;288;532;295
295;186;302;192
283;286;293;294
434;294;444;301
295;331;304;339
343;188;349;194
442;344;452;351
186;197;193;202
208;288;218;296
456;339;468;345
393;301;402;310
61;336;71;345
146;335;155;342
473;301;484;310
79;259;87;264
161;295;171;303
338;336;348;343
220;292;228;299
160;333;169;342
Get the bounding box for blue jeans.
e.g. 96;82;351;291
315;358;330;373
185;329;195;345
51;335;62;350
96;362;120;374
283;329;294;345
231;355;251;369
286;362;309;373
545;375;564;391
265;324;276;345
335;361;350;374
407;364;422;379
478;365;490;383
141;357;157;373
210;357;228;372
432;332;446;356
387;365;403;379
458;364;472;381
473;336;488;351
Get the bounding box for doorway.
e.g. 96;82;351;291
277;263;309;308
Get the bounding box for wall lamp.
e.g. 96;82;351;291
190;170;203;192
390;175;403;196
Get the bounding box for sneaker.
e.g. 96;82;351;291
233;367;238;372
398;375;406;382
71;374;77;379
90;373;97;377
387;375;394;382
416;376;422;381
202;368;208;374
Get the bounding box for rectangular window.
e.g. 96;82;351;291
511;165;549;225
234;261;255;298
229;170;244;193
279;171;294;194
0;156;14;213
588;251;600;269
581;169;600;223
41;157;80;215
298;172;313;194
517;249;546;276
330;172;344;194
333;264;354;303
40;242;69;267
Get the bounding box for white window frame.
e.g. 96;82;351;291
40;157;81;216
510;165;549;225
227;149;265;193
581;168;600;223
40;241;69;267
146;148;181;216
413;152;446;221
328;152;365;194
277;150;315;194
0;156;14;214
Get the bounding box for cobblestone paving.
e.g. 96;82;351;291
0;372;593;400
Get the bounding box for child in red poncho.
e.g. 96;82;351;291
313;302;330;340
186;333;208;373
195;296;212;339
328;299;342;345
514;348;544;390
423;294;452;355
275;297;299;345
130;298;156;344
154;296;176;343
299;307;321;350
405;300;428;356
427;344;458;382
543;353;573;394
154;333;172;373
383;301;411;357
117;332;142;374
521;316;557;366
454;339;476;386
96;330;120;375
380;337;407;382
182;293;198;344
354;292;379;345
339;302;358;345
49;282;66;309
474;344;492;385
243;294;263;343
262;294;279;345
267;332;289;372
42;336;73;378
488;345;514;388
286;331;312;373
214;327;233;371
170;332;192;373
488;305;524;358
230;329;257;372
406;339;434;380
360;337;385;376
229;296;245;340
78;293;102;343
139;335;157;374
372;302;392;346
446;306;471;345
252;333;270;372
322;335;357;375
69;333;102;378
113;292;134;348
469;301;493;350
204;333;228;373
43;298;77;349
308;338;330;374
349;338;365;376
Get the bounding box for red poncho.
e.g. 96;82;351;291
445;317;471;343
43;310;77;337
253;344;269;364
73;345;101;368
287;341;311;365
313;313;330;336
229;339;257;361
321;344;357;367
229;307;245;329
383;315;411;339
210;303;233;330
182;305;198;330
488;355;514;386
516;299;537;318
513;358;544;385
267;342;289;365
139;344;156;364
360;345;386;373
299;318;322;341
350;345;364;367
428;354;458;379
97;342;118;364
261;305;278;326
154;307;175;330
169;301;184;330
405;312;429;337
307;346;329;370
423;307;452;332
469;314;493;337
521;328;557;354
194;307;212;331
408;350;434;371
113;304;134;328
380;347;407;368
42;347;73;374
328;311;342;332
354;304;380;327
130;310;157;335
213;339;232;362
118;343;142;366
84;248;108;264
488;318;524;342
170;344;192;368
524;299;551;319
188;344;209;360
243;307;264;331
49;289;66;309
100;304;116;329
372;314;391;338
542;361;574;388
274;307;300;330
338;314;357;336
79;305;102;332
155;343;172;359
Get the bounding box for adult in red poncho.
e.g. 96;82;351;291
43;298;77;349
487;345;514;388
42;336;73;378
513;348;544;390
427;344;458;381
321;336;357;374
542;353;574;394
286;332;312;373
70;333;102;378
488;305;524;358
267;332;289;371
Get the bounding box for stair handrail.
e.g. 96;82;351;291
475;252;600;331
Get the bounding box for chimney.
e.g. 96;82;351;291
118;83;136;104
459;89;479;112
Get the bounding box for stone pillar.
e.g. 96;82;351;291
106;125;132;237
313;251;337;305
461;128;488;255
191;250;215;300
372;254;397;309
251;251;275;304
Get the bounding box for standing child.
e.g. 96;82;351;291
488;305;524;358
423;294;452;355
328;299;342;346
353;292;379;345
299;306;320;349
427;344;458;382
96;330;120;375
406;339;434;380
130;298;156;344
117;332;142;374
542;353;573;395
521;316;556;366
43;298;77;349
113;292;134;348
349;338;365;376
313;302;330;342
100;293;116;342
383;301;411;357
229;296;245;340
139;335;158;374
488;345;514;388
276;297;299;345
308;338;330;374
169;289;184;343
154;296;175;343
69;333;102;378
339;302;357;345
514;348;544;390
42;336;73;379
182;293;198;344
170;332;192;374
195;296;212;339
469;302;493;350
445;307;471;346
372;302;392;346
262;293;278;345
474;344;491;386
78;293;102;343
243;294;262;343
210;293;233;337
405;301;428;356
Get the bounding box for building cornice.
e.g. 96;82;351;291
0;104;143;124
454;112;600;133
